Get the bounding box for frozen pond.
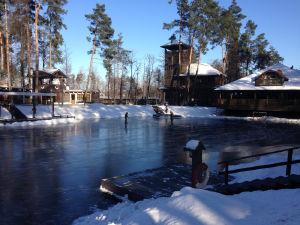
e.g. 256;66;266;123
1;117;300;225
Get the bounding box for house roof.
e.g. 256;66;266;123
160;41;191;50
216;63;300;91
180;63;224;77
254;69;289;81
37;68;67;79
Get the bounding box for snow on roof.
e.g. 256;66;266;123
216;63;300;91
41;68;62;74
180;63;223;77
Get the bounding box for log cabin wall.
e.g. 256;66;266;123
216;90;300;112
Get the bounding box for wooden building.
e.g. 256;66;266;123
215;63;300;113
161;41;226;106
63;89;101;104
38;68;67;103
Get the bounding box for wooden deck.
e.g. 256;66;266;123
100;164;227;202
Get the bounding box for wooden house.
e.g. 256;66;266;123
161;41;225;106
215;63;300;113
37;68;67;103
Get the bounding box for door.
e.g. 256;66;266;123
71;94;76;104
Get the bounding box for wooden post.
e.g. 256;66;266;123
225;163;229;185
286;149;293;176
51;96;55;117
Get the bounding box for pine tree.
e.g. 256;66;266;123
238;20;257;75
85;3;114;104
44;0;67;68
220;0;246;81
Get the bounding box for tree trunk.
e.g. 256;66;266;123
84;39;96;105
127;62;133;100
186;36;194;104
134;69;139;105
26;22;32;90
119;74;123;102
0;32;3;71
33;1;41;118
4;1;11;90
20;41;25;103
49;33;52;68
107;74;110;99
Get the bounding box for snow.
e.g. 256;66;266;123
167;106;220;118
0;106;11;119
73;187;300;225
216;63;300;91
181;63;223;76
185;140;200;150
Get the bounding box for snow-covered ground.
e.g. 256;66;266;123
17;104;219;120
0;106;11;120
73;187;300;225
1;104;300;127
73;151;300;225
0;104;222;127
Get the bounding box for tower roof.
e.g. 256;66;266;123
160;41;191;50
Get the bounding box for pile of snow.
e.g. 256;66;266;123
73;187;300;225
0;106;11;120
217;63;300;91
168;106;220;118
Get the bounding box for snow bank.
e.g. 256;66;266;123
168;106;220;118
0;106;11;119
73;187;300;225
54;104;154;119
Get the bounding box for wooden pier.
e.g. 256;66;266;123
101;164;226;202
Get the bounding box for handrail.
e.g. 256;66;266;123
218;146;300;185
218;146;300;165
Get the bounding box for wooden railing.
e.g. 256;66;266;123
218;146;300;185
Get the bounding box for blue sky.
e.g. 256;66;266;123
61;0;300;78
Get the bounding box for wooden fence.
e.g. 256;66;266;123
218;146;300;185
